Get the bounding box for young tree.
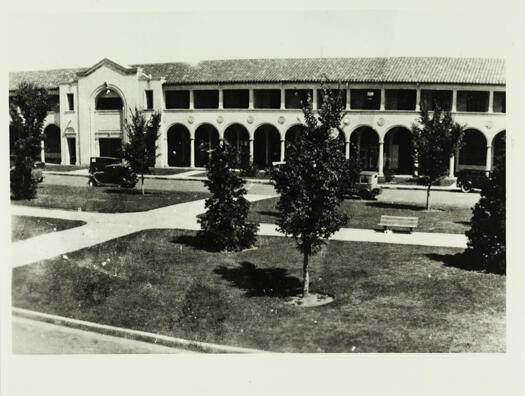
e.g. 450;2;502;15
272;88;348;297
10;81;50;200
198;142;259;251
465;156;506;274
411;105;464;210
123;108;161;194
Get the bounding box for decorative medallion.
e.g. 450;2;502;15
343;117;350;126
376;117;385;127
217;115;224;124
485;120;493;130
187;115;194;124
247;115;254;124
278;116;286;125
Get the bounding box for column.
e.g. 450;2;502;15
415;88;421;112
280;139;285;162
486;145;492;173
189;90;194;110
249;138;254;165
218;88;223;110
452;90;457;112
345;138;350;159
280;88;285;110
448;155;455;178
488;90;494;113
346;89;351;110
312;88;317;110
378;140;384;176
380;89;385;111
40;139;45;163
190;138;195;168
248;89;254;110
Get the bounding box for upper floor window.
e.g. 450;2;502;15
285;89;312;109
48;94;60;112
223;89;249;109
493;92;506;113
350;89;380;110
194;90;219;109
165;90;189;109
385;89;416;110
254;89;280;109
67;93;74;111
457;91;489;112
420;90;452;111
317;89;347;109
145;90;154;110
95;90;123;110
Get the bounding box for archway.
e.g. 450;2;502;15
350;126;380;171
195;124;219;167
95;89;123;110
383;127;414;174
224;123;250;168
254;124;281;168
285;125;305;157
458;129;487;169
492;130;505;170
167;124;191;167
44;124;61;164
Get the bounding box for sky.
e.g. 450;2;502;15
7;8;510;71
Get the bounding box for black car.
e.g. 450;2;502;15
88;157;137;188
456;169;489;193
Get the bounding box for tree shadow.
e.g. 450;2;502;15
455;221;471;226
426;252;484;272
104;189;155;196
256;210;279;218
366;201;425;211
170;234;218;252
214;261;302;297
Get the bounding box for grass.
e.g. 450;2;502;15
12;229;505;352
11;216;86;241
43;164;87;172
11;184;209;213
146;168;196;176
248;197;472;234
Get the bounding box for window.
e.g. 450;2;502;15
457;91;489;112
350;89;380;110
67;93;74;111
165;91;189;109
420;90;452;111
145;90;154;110
285;89;312;109
194;90;219;109
317;89;347;109
95;91;123;110
493;92;506;113
254;89;281;109
223;89;249;109
385;90;416;110
48;95;60;112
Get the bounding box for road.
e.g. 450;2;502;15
12;316;195;354
42;173;479;208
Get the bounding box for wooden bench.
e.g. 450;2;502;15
377;215;418;233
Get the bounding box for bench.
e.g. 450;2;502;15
377;215;418;233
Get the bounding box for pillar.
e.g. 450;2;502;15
189;90;194;110
345;138;350;159
448;155;455;178
312;88;317;110
415;88;421;112
190;138;195;168
218;89;223;110
452;90;457;112
380;89;385;111
346;89;351;110
249;138;254;165
40;139;45;163
280;88;285;110
486;145;492;173
280;139;285;162
488;91;494;113
248;89;254;110
378;140;384;176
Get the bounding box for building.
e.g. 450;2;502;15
9;57;506;176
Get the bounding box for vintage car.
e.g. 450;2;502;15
88;157;137;188
456;169;489;193
347;171;382;199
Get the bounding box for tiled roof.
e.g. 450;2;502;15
9;57;505;90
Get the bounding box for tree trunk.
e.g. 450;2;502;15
426;182;432;210
303;252;310;297
141;172;145;195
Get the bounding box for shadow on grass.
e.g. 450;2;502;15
170;234;219;252
366;202;426;211
257;210;279;218
104;189;155;196
426;252;488;272
455;221;471;226
214;261;301;297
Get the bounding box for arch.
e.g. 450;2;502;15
43;124;61;164
224;123;250;168
254;124;281;168
195;123;220;167
285;124;306;156
383;126;414;174
349;124;380;141
492;130;505;170
167;124;191;167
458;128;487;167
350;126;380;171
95;88;123;110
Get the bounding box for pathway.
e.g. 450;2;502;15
10;193;467;268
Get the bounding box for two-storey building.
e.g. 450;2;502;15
9;57;506;177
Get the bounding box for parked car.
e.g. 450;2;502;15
456;169;489;193
9;161;45;183
88;157;137;188
345;171;382;199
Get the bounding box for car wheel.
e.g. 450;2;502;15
460;181;472;193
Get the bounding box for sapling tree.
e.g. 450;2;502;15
198;142;259;251
272;88;349;297
411;105;464;210
10;81;50;200
123;108;161;194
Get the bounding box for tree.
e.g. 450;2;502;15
272;88;348;297
465;156;505;274
123;108;161;194
411;105;464;210
10;81;50;200
198;142;259;251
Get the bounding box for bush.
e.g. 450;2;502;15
239;162;258;178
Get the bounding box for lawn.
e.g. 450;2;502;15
11;184;209;213
11;216;86;241
43;164;87;172
146;168;195;176
248;197;472;234
12;229;505;352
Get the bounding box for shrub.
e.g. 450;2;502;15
239;162;258;178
